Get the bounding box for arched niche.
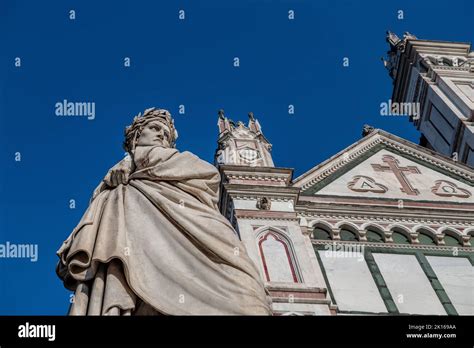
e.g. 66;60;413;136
258;230;300;283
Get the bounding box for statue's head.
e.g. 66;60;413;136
123;108;178;153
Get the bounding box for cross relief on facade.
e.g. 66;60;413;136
371;155;421;196
344;155;472;198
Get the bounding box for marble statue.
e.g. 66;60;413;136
56;108;272;315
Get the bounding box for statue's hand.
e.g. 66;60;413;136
103;155;135;187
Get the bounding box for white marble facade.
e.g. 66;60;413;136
215;103;473;316
385;34;474;166
317;149;473;202
427;256;474;315
318;250;387;313
373;254;446;315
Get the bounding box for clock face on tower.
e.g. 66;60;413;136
239;148;259;162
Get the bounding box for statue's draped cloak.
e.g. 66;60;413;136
56;146;272;315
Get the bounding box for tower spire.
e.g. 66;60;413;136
215;110;273;167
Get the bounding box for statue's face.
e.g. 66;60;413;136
136;120;172;147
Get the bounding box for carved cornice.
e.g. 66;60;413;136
234;195;294;202
296;131;473;192
431;65;473;72
220;166;293;188
298;138;382;191
312;239;473;253
223;185;300;204
236;216;299;222
234;209;298;221
420;54;472;69
379;137;473;180
225;173;289;183
298;212;474;227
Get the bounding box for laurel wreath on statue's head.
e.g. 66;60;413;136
123;107;179;154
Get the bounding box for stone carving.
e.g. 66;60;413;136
362;124;376;137
347;175;388;193
383;31;418;78
257;197;272;210
431;180;471;198
371;155;421;196
421;54;469;67
239;147;259;162
56;108;272;315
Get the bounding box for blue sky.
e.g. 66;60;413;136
1;0;473;314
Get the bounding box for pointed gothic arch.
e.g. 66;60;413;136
256;228;301;283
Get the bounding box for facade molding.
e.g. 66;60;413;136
294;131;473;192
298;212;474;228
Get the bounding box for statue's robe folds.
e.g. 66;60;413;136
56;146;272;315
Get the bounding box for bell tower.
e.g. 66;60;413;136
383;32;474;166
215;110;274;167
215;110;334;316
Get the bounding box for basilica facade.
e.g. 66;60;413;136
214;34;474;316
